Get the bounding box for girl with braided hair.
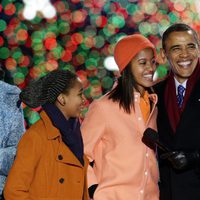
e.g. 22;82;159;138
4;69;89;200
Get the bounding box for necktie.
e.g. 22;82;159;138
177;85;185;107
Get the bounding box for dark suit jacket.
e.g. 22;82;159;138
154;77;200;200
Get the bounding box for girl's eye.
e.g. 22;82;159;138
79;92;83;97
139;61;146;65
151;59;156;64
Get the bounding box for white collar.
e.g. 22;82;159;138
174;77;187;95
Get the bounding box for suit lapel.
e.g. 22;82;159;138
176;78;200;133
156;81;174;134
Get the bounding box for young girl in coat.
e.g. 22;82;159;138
81;34;159;200
4;69;89;200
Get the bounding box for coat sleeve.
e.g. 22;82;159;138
3;129;42;200
0;105;25;176
81;100;106;188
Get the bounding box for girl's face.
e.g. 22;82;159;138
130;48;156;94
58;78;85;119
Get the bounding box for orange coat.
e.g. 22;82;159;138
81;92;159;200
4;111;89;200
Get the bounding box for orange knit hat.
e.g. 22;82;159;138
114;34;157;73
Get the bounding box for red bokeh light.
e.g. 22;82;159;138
16;29;28;41
0;36;4;46
4;3;16;16
61;50;72;62
5;57;17;70
96;16;107;28
71;33;83;45
19;55;30;67
44;38;57;50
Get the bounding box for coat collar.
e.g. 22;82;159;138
40;111;87;167
133;91;158;105
40;111;60;140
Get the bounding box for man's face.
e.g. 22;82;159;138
163;31;199;83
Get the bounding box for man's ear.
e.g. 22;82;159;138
157;48;168;65
56;94;65;106
197;44;200;56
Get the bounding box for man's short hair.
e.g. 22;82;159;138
162;23;200;49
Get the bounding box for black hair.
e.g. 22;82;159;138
20;69;77;108
107;63;137;114
162;23;199;49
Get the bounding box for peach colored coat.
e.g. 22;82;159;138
4;111;89;200
81;92;159;200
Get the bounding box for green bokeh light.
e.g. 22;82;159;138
50;45;63;59
156;65;169;78
28;111;41;125
13;72;25;84
85;58;98;70
30;16;42;24
127;4;139;15
0;20;7;32
110;15;125;28
168;12;179;23
15;2;23;13
101;76;113;89
2;0;13;8
94;35;105;48
12;50;23;61
138;22;151;35
58;21;70;34
0;47;10;59
33;56;45;65
31;31;45;42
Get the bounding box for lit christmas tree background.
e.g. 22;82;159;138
0;0;200;127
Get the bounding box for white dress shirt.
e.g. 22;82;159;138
174;78;187;97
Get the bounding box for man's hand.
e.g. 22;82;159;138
161;151;200;170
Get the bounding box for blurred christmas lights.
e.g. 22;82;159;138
0;0;200;126
23;0;56;20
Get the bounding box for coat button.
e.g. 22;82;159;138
58;154;63;160
59;178;65;184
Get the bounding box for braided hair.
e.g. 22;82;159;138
20;69;77;108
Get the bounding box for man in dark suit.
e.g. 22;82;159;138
154;23;200;200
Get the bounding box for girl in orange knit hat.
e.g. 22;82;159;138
81;34;159;200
